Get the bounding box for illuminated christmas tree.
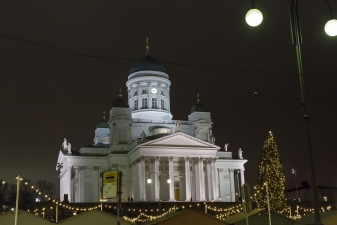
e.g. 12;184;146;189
255;131;288;213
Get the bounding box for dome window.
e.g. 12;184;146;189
152;98;158;108
134;100;138;110
142;98;148;108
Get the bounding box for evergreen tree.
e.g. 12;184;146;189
255;131;288;213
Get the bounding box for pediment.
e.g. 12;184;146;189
140;132;219;149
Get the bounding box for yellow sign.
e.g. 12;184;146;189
102;170;118;198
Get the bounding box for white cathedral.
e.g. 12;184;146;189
56;46;247;203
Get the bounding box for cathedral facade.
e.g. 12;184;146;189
56;50;247;203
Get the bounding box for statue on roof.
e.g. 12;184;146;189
225;143;229;151
175;121;181;132
67;142;72;153
62;138;67;150
211;135;215;144
238;148;243;159
141;131;146;143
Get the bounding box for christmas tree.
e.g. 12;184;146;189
255;131;288;213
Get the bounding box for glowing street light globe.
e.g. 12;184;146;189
147;178;152;183
325;19;337;36
167;179;171;184
246;9;263;27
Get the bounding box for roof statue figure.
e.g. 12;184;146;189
103;110;106;120
67;142;72;154
211;135;215;144
141;131;146;142
119;88;122;98
225;143;229;151
146;37;149;53
175;120;181;132
197;93;200;103
239;148;243;159
62;138;67;150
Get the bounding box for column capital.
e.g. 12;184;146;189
212;157;217;162
229;168;235;172
184;157;190;161
168;156;174;161
155;156;160;161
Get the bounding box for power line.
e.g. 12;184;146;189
0;34;332;80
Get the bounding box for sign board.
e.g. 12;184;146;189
102;170;118;199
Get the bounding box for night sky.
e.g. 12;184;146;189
0;0;336;191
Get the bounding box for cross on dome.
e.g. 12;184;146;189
146;37;150;53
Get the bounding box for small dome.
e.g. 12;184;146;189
191;102;207;113
129;54;166;74
113;97;129;108
191;93;207;113
97;119;108;128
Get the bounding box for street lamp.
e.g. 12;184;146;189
246;1;336;224
56;163;63;223
292;168;299;202
147;172;170;211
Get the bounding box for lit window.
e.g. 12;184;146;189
152;98;157;108
142;98;147;108
324;196;327;202
134;100;138;110
161;99;165;109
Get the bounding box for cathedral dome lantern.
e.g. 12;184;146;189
191;93;207;113
126;38;172;121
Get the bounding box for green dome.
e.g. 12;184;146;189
129;54;166;75
191;93;207;113
97;119;108;128
113;97;129;108
191;102;207;113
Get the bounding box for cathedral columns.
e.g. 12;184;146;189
137;84;141;109
78;166;86;202
154;156;160;201
194;157;206;201
184;157;191;201
137;157;146;201
206;159;213;201
147;82;151;108
132;162;138;200
65;166;72;202
229;169;236;202
157;83;161;109
168;156;175;201
211;158;219;201
240;169;245;186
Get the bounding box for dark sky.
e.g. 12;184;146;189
0;0;336;190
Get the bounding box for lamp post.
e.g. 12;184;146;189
246;1;337;224
292;168;299;202
147;172;171;212
56;163;63;223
